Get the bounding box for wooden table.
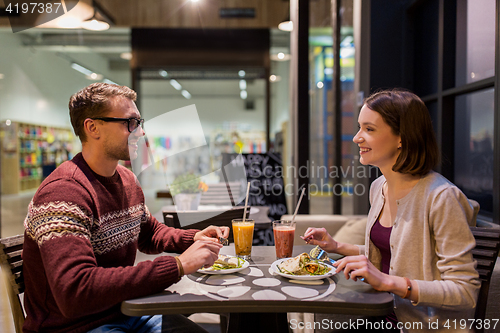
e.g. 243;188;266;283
122;245;394;333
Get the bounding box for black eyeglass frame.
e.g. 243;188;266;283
91;117;144;133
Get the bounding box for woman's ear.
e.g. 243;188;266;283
83;119;100;140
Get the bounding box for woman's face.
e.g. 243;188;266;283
353;105;401;170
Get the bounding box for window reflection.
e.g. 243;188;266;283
454;88;494;214
456;0;496;86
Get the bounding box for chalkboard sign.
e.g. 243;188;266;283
222;152;288;221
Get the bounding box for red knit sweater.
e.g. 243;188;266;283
22;153;197;333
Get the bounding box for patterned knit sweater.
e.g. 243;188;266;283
22;153;198;333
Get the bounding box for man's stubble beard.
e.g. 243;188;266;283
103;136;131;162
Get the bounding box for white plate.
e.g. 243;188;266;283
270;258;336;280
197;257;249;275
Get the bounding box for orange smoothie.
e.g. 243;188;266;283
232;220;255;258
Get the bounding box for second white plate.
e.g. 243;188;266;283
271;258;336;280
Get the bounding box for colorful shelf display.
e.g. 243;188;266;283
1;122;76;194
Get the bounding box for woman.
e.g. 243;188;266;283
302;89;480;332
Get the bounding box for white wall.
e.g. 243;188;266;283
0;29;130;128
141;96;266;136
269;60;290;139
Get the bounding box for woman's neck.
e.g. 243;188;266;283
381;168;421;200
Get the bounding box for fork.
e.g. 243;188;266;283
309;246;365;282
309;246;336;265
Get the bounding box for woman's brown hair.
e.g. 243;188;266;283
364;89;439;176
69;83;137;142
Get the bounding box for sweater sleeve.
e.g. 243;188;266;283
25;180;185;319
137;206;198;254
413;187;480;310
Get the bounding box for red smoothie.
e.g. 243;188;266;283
273;226;295;259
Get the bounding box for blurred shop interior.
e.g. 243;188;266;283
0;0;499;238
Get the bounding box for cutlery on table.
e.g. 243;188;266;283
309;246;365;282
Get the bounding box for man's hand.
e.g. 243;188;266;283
177;240;223;275
194;226;230;243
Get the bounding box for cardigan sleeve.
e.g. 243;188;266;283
412;187;480;310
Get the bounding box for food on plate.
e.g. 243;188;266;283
277;253;331;276
201;254;243;271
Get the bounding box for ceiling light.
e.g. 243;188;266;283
170;79;182;90
270;53;291;61
269;75;281;82
71;63;93;76
82;0;114;31
240;90;248;99
278;20;293;32
238;70;246;77
57;15;82;29
191;0;200;2
86;73;103;80
239;80;247;90
317;82;324;89
81;18;109;31
35;1;92;29
5;120;11;126
71;62;103;80
181;90;192;99
103;79;117;85
159;70;168;77
120;52;133;60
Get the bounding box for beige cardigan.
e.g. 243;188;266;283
359;171;480;333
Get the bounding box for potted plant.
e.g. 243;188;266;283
169;173;208;211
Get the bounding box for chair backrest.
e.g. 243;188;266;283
0;234;25;333
163;206;249;243
470;227;500;326
468;199;480;226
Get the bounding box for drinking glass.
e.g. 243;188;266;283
273;220;296;259
232;219;255;260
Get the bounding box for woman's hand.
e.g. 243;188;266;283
300;227;338;253
194;225;230;243
333;255;389;290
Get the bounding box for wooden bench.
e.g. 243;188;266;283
0;234;25;333
470;226;500;333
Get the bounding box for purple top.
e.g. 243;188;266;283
370;218;392;274
370;218;398;326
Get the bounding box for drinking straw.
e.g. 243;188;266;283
291;188;306;222
242;182;251;222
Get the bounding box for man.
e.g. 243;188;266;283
22;83;227;332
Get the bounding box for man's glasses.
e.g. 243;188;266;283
91;117;145;133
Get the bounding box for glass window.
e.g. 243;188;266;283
413;0;439;96
308;0;354;215
454;88;494;215
456;0;496;86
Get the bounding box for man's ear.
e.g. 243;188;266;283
83;118;100;140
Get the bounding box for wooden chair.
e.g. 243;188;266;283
0;234;25;333
470;226;500;333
